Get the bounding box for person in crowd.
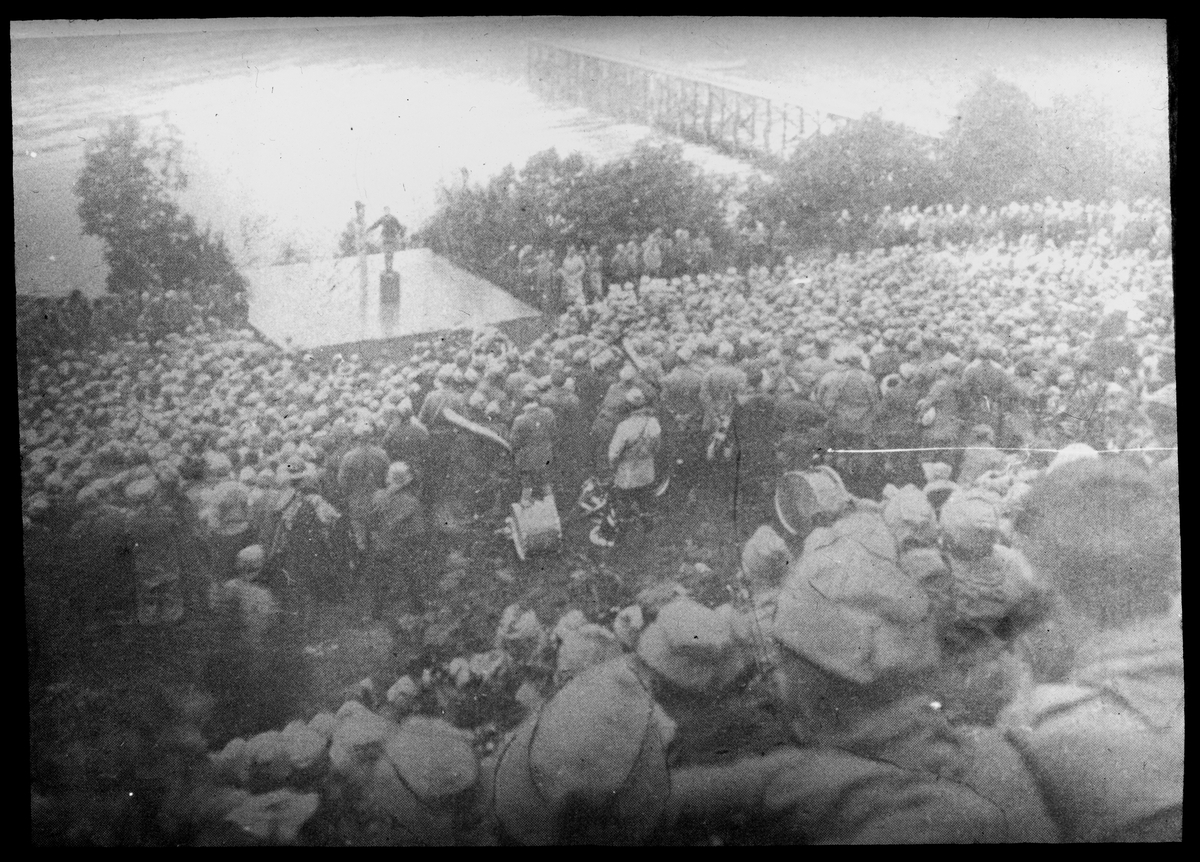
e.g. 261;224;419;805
264;460;343;633
816;343;882;496
200;478;258;589
535;250;559;315
366;461;427;620
730;365;778;512
382;398;430;494
642;230;664;280
999;457;1182;840
585;244;605;303
594;387;661;547
656;347;706;503
207;544;280;645
590;360;637;484
124;475;187;626
540;366;583;497
748;220;770;268
559;244;586;308
770;220;791;267
510;383;558;508
609;241;632;286
917;352;970;472
337;423;390;562
417;369;469;507
872;363;924;488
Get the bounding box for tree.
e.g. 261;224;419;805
74;116;247;327
419;142;734;287
743;113;948;249
1034;94;1116;203
337;217;381;258
946;73;1040;205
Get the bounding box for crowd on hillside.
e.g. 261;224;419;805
23;204;1179;843
17;285;248;366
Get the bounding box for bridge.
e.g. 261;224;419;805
527;41;855;160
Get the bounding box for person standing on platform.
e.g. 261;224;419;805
366;206;407;273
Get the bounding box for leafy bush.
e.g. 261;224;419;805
336;219;381;259
74;116;248;328
741;112;950;250
944;73;1042;205
418;141;734;286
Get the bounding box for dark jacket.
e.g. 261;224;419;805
511;404;557;473
369;486;426;552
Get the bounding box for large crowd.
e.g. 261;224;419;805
23;200;1179;844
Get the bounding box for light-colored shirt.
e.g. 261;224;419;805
609;412;661;489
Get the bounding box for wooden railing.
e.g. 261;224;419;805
527;41;854;159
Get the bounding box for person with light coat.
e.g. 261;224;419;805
593;388;661;546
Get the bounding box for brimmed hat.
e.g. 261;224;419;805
1046;442;1100;474
277;460;315;484
635;598;743;692
387;461;414;489
125;477;159;504
774;512;938;686
492;658;670;845
235;544;265;578
939;487;1002;555
882;484;939;547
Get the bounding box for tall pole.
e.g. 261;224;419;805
355;200;368;315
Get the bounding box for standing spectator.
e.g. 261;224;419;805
201;478;257;589
675;228;695;275
659;230;676;279
207;544;279;647
541;366;584;496
1000;458;1182;841
815;344;881;496
610;241;631;287
694;229;715;274
585;244;605;303
559;245;586;308
510;384;558;508
382;399;430;493
730;366;777;509
124;476;186;626
263;461;342;632
517;244;535;300
749;220;770;268
642;230;664;279
594;388;661;547
366;206;407;273
535;250;557;315
770;220;791;267
417;373;469;507
367;462;427;619
337;423;389;560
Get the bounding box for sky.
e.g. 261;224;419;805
12;17;1172;296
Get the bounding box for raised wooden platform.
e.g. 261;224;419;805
246;248;544;356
